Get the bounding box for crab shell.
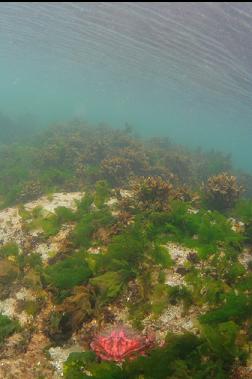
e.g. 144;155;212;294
90;327;155;362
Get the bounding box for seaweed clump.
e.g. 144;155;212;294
0;122;251;208
232;199;252;244
46;285;94;343
43;252;92;293
0;314;20;345
204;172;243;211
16;179;42;203
100;157;132;187
133;176;173;212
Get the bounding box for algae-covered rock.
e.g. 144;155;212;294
57;285;94;328
46;286;94;343
23;269;42;289
0;242;19;258
0;259;19;289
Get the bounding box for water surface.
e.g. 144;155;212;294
1;2;252;170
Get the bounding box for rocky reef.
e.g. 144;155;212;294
0;123;251;378
0;121;251;209
0;180;250;378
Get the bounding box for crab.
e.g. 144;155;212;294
90;325;155;362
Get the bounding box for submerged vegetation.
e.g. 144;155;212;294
0;121;251;209
0;314;20;345
204;172;243;211
0;121;252;378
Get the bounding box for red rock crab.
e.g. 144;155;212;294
90;325;155;362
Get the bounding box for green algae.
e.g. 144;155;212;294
0;314;20;345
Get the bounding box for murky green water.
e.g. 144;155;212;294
1;2;252;171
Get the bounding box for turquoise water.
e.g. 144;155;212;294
1;2;252;171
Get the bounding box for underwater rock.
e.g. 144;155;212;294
0;298;17;319
87;246;102;255
238;247;252;269
23;269;42;289
229;217;245;233
46;286;94;343
17;180;43;203
25;192;84;213
1;332;25;358
164;242;198;267
0;290;35;327
0;207;24;245
231;366;252;379
0;193;83;257
176;265;189;276
57;286;94;328
187;251;199;264
143;303;202;340
165;271;186;287
34;224;75;262
0;259;19;283
49;344;83;377
0;184;251;376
